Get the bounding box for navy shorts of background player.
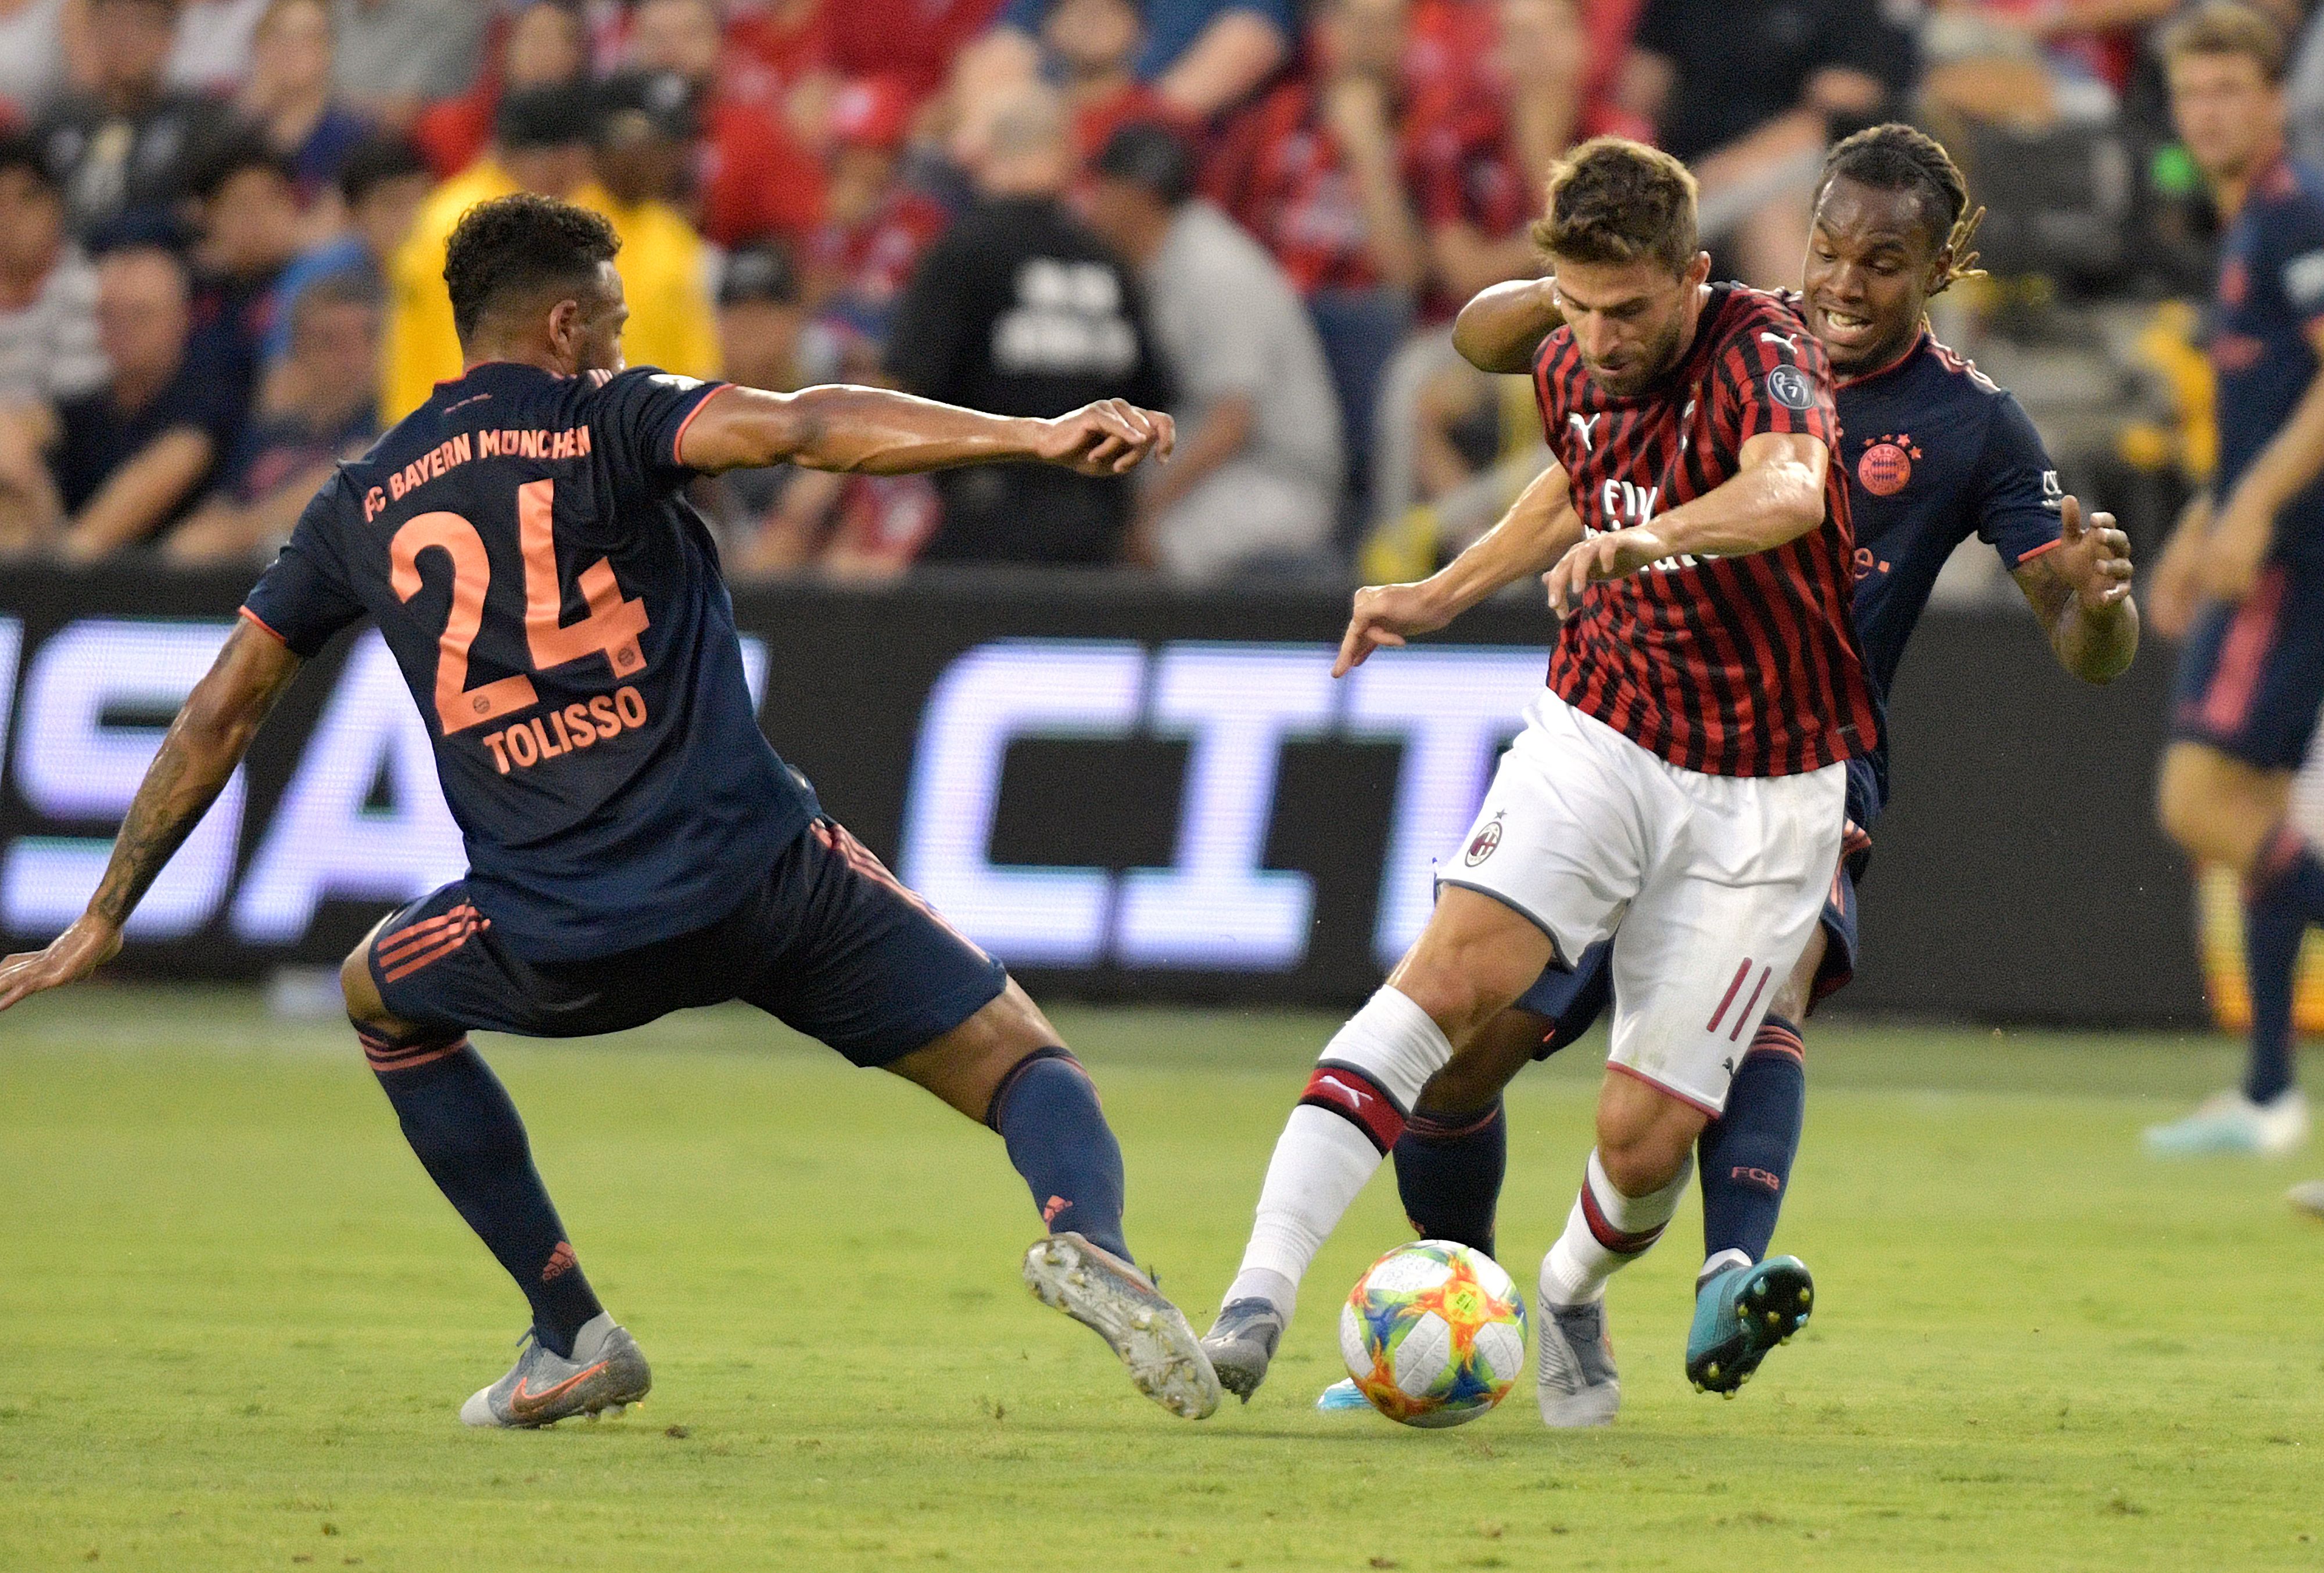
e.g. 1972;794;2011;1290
2171;155;2324;772
1515;322;2067;1038
241;361;1004;1060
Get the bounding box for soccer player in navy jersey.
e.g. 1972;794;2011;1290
2145;3;2324;1160
0;193;1225;1427
1308;122;2138;1420
1199;138;1884;1421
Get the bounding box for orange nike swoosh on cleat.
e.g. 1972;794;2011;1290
508;1360;609;1420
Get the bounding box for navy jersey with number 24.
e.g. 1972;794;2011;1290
242;362;816;961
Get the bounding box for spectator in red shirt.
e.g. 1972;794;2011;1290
802;76;951;345
1402;0;1638;307
1207;0;1424;486
410;0;588;179
627;0;824;245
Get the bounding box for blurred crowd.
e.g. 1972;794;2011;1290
0;0;2311;582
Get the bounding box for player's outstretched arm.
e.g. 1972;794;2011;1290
2013;494;2138;684
1451;277;1562;375
0;618;302;1011
1544;432;1827;615
675;385;1175;479
1335;459;1580;676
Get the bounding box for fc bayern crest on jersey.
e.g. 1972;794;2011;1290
1856;434;1919;497
1464;817;1503;866
1766;364;1814;411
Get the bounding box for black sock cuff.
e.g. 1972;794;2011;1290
353;1021;470;1074
1404;1098;1505;1142
984;1045;1083;1131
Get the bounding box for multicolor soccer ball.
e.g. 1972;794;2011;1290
1339;1240;1527;1427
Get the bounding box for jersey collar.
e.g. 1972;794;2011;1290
1834;327;1928;390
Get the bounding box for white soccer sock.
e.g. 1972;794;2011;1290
1539;1149;1695;1308
1227;987;1454;1317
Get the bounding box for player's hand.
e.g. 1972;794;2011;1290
2053;495;2133;610
2200;486;2274;604
1543;527;1670;617
0;915;122;1012
1334;580;1452;677
1033;401;1175;476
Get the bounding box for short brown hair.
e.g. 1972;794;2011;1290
2161;1;2287;84
1531;137;1700;274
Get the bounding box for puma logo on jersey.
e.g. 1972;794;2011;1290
1568;412;1602;452
1759;331;1799;353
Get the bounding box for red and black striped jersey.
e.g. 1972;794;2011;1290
1532;282;1881;777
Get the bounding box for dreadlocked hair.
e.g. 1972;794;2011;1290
1817;123;1986;296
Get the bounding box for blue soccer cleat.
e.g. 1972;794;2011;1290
1686;1255;1813;1395
1315;1377;1371;1412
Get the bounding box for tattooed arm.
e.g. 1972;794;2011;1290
0;617;304;1010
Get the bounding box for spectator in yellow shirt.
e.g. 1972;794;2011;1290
381;82;721;419
588;71;720;386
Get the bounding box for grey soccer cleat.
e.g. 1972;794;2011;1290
1022;1232;1222;1420
1200;1296;1287;1402
1536;1299;1619;1428
460;1312;651;1428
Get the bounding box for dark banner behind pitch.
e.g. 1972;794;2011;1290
0;565;2205;1025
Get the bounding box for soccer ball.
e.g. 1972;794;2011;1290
1339;1240;1526;1427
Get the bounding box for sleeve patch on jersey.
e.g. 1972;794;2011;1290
2286;249;2324;311
650;372;708;392
1766;364;1815;411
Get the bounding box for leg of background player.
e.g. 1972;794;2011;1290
2153;742;2309;1153
1393;1012;1554;1257
339;946;607;1359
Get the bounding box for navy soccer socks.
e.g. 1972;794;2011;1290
1695;1016;1806;1275
1391;1100;1507;1258
2242;828;2324;1104
987;1048;1130;1263
359;1029;604;1357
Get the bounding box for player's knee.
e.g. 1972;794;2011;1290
2157;744;2284;870
1595;1078;1706;1194
1419;1010;1543;1115
339;940;392;1029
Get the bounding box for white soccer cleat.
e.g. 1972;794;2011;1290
2143;1089;2309;1157
1536;1299;1619;1428
1022;1232;1222;1420
2287;1179;2324;1218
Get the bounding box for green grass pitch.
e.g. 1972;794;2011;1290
3;987;2322;1571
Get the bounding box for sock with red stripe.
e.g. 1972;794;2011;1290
1225;987;1452;1319
986;1048;1129;1262
2243;828;2324;1104
1391;1100;1507;1258
360;1028;603;1358
1538;1148;1693;1307
1695;1015;1806;1270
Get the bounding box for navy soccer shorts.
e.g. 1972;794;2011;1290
1512;756;1880;1049
368;817;1008;1068
2169;563;2324;771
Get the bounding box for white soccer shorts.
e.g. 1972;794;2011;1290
1439;692;1845;1115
